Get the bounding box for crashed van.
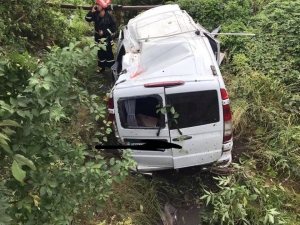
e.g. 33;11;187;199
108;4;233;172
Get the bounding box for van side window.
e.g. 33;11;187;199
166;90;219;129
118;95;165;129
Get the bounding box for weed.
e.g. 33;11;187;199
74;174;162;225
200;163;289;224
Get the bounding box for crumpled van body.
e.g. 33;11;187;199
108;4;233;172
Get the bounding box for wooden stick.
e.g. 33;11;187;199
46;2;159;11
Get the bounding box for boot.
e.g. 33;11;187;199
96;67;106;73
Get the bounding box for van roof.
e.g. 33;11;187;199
115;4;223;88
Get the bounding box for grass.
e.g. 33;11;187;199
74;174;162;225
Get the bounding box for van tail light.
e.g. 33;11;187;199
144;81;184;88
221;89;232;151
107;97;115;122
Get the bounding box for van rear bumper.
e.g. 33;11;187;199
216;154;232;168
128;152;232;173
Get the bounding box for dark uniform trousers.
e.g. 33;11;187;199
97;39;114;68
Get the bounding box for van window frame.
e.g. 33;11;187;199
117;94;165;129
166;90;220;130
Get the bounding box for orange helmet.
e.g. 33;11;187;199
96;0;111;8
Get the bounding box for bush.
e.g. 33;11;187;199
0;41;136;224
200;164;290;224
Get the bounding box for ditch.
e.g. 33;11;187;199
87;69;251;225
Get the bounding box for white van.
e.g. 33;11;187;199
107;4;233;172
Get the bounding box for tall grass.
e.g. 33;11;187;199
74;174;162;225
224;70;300;179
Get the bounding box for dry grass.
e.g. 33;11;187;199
231;99;250;138
62;104;96;146
74;174;162;225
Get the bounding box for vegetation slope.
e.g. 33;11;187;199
0;0;299;224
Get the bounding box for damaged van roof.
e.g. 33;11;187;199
115;4;222;87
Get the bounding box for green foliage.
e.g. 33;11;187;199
200;164;288;224
167;0;258;53
0;41;136;224
0;0;94;51
250;0;300;69
156;104;182;135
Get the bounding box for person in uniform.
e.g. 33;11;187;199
85;0;117;73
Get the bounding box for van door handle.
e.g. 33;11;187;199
172;135;192;141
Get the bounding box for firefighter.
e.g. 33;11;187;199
85;0;117;73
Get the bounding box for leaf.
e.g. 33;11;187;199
200;194;208;200
173;113;179;119
243;197;247;207
91;164;102;169
31;195;40;210
268;214;274;224
43;83;50;90
40;68;48;76
0;120;22;127
40;109;49;114
32;109;39;117
206;195;211;206
170;107;175;114
17;111;26;118
10;97;18;106
109;158;115;165
11;160;26;182
69;42;75;50
17;99;27;107
0;59;7;65
24;203;31;213
103;137;108;142
253;187;261;194
0;214;12;223
140;205;144;212
38;99;46;107
92;138;100;143
2;128;15;136
0;143;13;155
24;111;33;120
0;133;9;141
40;186;46;196
113;176;121;183
86;161;95;167
14;154;36;170
0;137;9;146
49;181;58;188
44;76;56;83
249;194;258;201
23;86;33;92
79;167;86;173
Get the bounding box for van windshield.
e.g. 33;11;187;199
118;95;164;129
166;90;219;129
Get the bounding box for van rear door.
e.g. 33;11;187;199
114;86;173;171
165;81;223;169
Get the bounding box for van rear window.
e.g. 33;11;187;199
118;95;165;129
166;90;219;129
